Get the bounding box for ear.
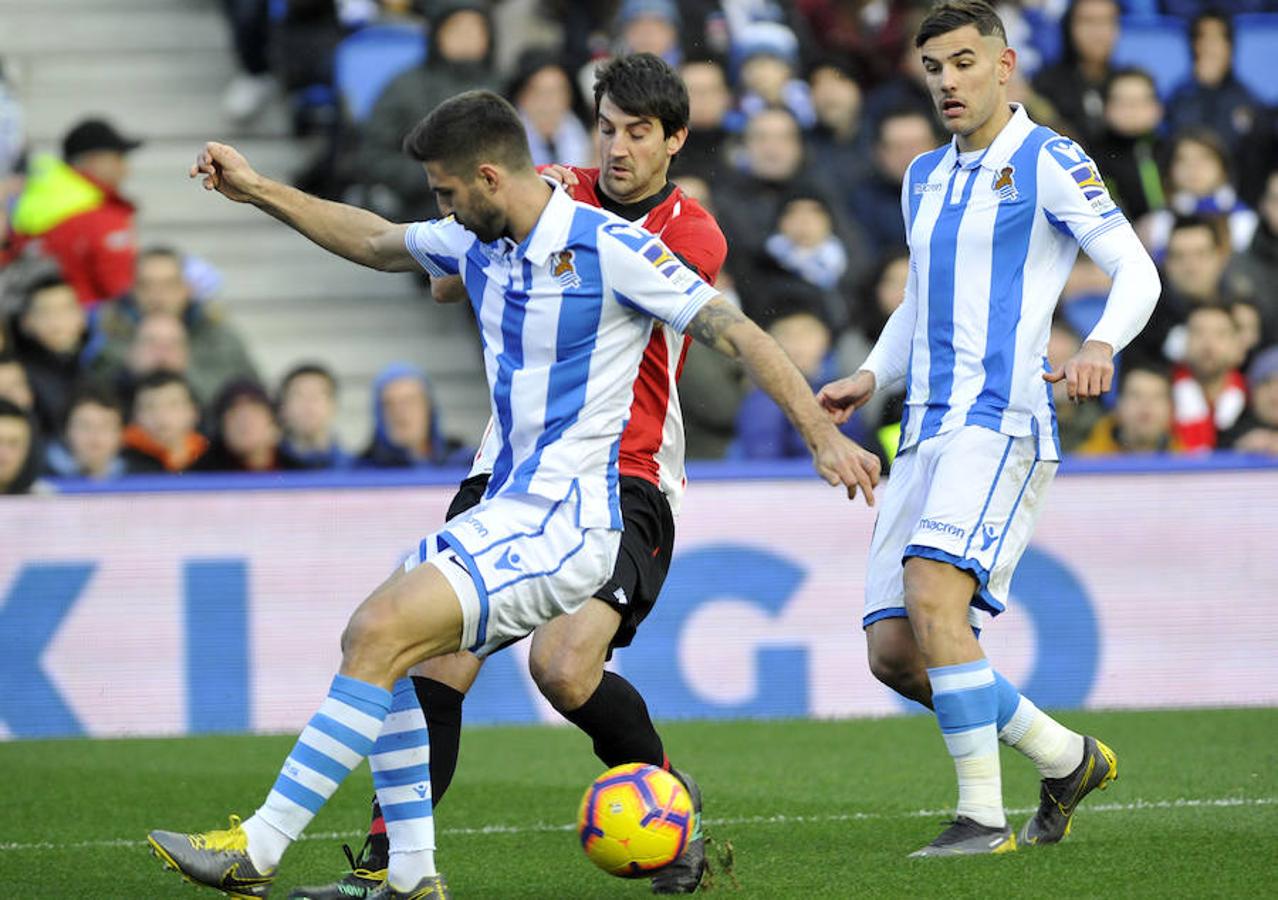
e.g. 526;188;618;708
998;46;1017;86
665;126;689;158
476;162;502;192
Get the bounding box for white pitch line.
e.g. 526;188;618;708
1;796;1273;853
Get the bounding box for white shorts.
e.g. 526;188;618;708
403;482;619;658
863;425;1057;629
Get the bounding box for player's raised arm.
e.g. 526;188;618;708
685;296;881;504
190;141;416;272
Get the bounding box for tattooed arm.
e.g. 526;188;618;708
685;297;881;504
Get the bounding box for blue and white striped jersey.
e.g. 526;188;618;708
863;105;1133;461
405;183;716;529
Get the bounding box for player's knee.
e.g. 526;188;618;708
529;650;597;711
867;648;931;705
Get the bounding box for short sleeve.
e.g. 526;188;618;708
1038;136;1128;255
660;212;728;285
404;216;473;277
597;222;718;334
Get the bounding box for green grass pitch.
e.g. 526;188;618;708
2;708;1275;898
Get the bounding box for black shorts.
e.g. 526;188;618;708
444;473;675;654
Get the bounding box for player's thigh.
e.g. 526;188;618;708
411;650;484;694
528;597;623;686
865;615;924;673
863;446;930;626
342;561;467;686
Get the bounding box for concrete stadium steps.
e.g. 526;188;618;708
3;0;491;448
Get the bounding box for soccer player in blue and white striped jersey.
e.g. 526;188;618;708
149;91;880;897
819;1;1160;857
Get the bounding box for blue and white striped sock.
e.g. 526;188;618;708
371;678;436;889
929;659;1005;828
243;674;391;872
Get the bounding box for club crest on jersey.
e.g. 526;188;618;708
551;250;581;289
992;165;1018;201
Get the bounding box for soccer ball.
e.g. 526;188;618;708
576;763;693;877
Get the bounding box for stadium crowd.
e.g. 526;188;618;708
1;0;1277;495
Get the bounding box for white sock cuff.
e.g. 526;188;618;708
998;694;1038;745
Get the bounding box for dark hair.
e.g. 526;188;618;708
593;52;690;139
402;90;532;175
1168;125;1233;185
1057;0;1118;66
916;0;1007;48
0;396;38;494
1104;67;1158;103
1119;360;1172;393
138;245;183;268
64;384;123;429
133;370;196;408
20;272;73;315
279;363;338;401
1186;301;1236;328
1190;9;1233;49
1169;213;1228;250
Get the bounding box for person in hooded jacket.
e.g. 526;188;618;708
10;273;91;440
358;362;471;469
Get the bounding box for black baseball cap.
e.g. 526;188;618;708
62;118;143;161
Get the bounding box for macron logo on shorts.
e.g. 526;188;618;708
919;518;966;539
495;547;522;572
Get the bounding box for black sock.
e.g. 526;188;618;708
362;677;466;869
413;675;465;806
562;671;665;768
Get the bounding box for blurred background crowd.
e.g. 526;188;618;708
1;0;1277;495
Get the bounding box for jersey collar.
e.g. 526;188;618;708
948;103;1036;173
515;177;577;266
599;181;676;222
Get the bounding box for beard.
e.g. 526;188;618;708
460;193;506;243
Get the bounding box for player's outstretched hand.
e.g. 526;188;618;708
189;141;262;204
813;430;881;506
1043;339;1114;402
541;164;580;187
816;370;877;425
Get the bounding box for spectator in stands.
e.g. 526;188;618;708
763;190;849;293
359;363;469;468
44;386;129;480
1221;346;1278;454
1131;215;1233;367
679;271;748;459
1227;169;1278;338
1049;317;1105;453
9;118;141;306
509;52;592;169
121;371;208;473
92;311;191;411
0;397;46;494
196;378;292;472
834;250;909;446
861;37;934;138
277;362;351;469
11;273;88;439
732;21;816;130
0;352;34;411
1173;304;1247;451
1165;9;1272;206
735;310;872;459
220;0;274;122
88;246;258;406
612;0;682;65
850;108;940;259
1143;127;1258;256
1093;68;1166;221
805;58;870;205
1032;0;1119;148
1231;297;1266;370
359;0;498;218
1077;363;1181;455
677;55;736;179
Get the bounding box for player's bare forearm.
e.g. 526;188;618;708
686;299;834;448
251;179;414;272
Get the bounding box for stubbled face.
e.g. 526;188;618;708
743;109;803;182
1185;309;1242;382
280;373;336;441
0;362;34;410
222;397;279;462
426;162;505;243
919;25;1013;142
1071;0;1119;67
134;382;198;449
1164;226;1227;300
22;284;85;355
135;254;191;316
1105;75;1162;138
596;94;682;204
1116;370;1173;449
66;401;122;475
381;376;430;451
0;416;30;488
